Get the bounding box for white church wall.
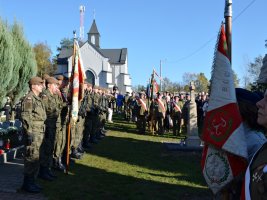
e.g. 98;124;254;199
81;43;103;76
106;72;112;84
123;74;131;86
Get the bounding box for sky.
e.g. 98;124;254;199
0;0;266;87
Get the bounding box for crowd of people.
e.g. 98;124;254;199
116;90;209;137
2;70;267;199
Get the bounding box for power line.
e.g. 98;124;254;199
233;0;257;22
166;0;257;64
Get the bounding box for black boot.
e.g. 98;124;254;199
89;135;98;144
29;176;43;190
77;142;85;153
57;157;66;172
70;148;83;159
38;166;54;181
83;141;92;149
22;176;41;193
47;168;57;178
83;136;92;149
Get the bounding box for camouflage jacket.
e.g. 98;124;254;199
21;91;46;134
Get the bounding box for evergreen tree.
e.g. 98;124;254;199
12;25;37;103
6;21;23;100
0;18;14;106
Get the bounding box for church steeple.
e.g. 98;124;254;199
88;19;100;48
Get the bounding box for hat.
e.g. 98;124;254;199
156;92;161;95
46;77;59;84
235;88;263;105
56;75;64;80
29;76;44;85
42;74;50;80
257;55;267;83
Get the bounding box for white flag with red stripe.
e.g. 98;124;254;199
70;39;86;123
201;24;248;194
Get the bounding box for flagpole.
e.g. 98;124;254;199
66;31;77;174
221;2;232;197
224;0;232;63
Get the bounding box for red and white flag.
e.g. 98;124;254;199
152;79;159;95
70;39;86;123
201;24;248;194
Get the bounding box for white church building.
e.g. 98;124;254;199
56;19;132;93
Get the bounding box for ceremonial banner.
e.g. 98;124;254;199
70;39;86;123
201;24;247;158
152;80;159;95
201;145;247;194
201;24;248;194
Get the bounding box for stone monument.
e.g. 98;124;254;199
186;81;201;146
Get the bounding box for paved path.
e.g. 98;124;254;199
0;154;46;200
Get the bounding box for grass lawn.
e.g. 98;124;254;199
41;114;212;200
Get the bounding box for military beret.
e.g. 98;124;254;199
29;76;44;85
235;88;263;105
56;75;64;80
156;92;161;95
46;77;58;84
42;74;50;80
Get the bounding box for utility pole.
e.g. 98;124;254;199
224;0;232;63
160;60;162;91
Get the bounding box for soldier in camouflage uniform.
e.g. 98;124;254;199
89;86;100;144
39;77;60;181
97;88;108;138
69;83;88;159
53;75;68;171
21;77;46;193
82;83;93;149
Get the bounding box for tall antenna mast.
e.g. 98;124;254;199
79;5;85;41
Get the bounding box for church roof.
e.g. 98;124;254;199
88;19;100;35
100;48;127;64
57;44;127;65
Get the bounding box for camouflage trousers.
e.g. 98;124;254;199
91;116;99;137
99;113;106;129
54;121;67;158
24;132;44;178
83;115;93;143
70;117;85;149
40;120;56;168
